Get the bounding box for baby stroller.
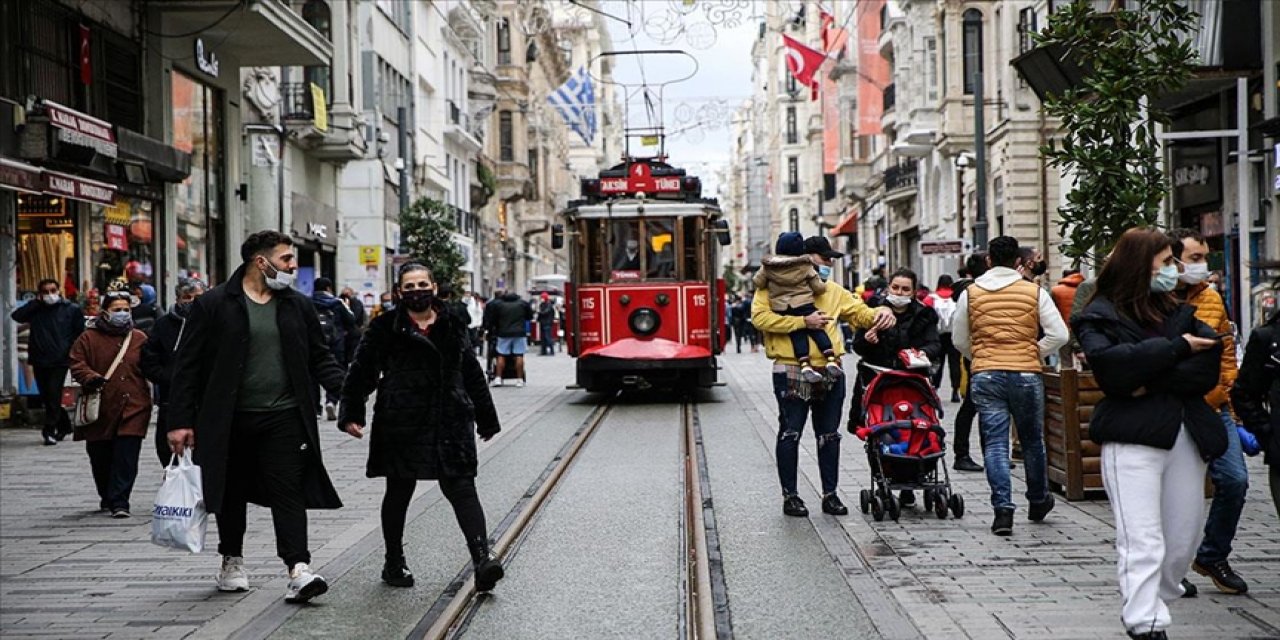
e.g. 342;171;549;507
855;364;964;522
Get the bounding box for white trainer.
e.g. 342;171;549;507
491;378;504;387
216;556;249;592
514;379;526;388
284;563;328;603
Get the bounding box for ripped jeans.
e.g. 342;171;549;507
773;372;846;497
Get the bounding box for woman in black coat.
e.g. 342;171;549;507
1231;261;1280;519
1071;228;1223;640
340;263;503;591
849;268;941;428
140;277;206;466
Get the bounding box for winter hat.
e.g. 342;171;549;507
775;231;805;257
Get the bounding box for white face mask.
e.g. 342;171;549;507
1178;261;1209;285
886;294;913;308
258;257;296;291
42;294;60;304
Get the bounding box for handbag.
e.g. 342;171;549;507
70;331;133;429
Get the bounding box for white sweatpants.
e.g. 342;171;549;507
1101;427;1208;635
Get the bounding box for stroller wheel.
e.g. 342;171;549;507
870;496;885;522
859;489;871;514
949;494;965;518
933;492;948;519
886;494;901;521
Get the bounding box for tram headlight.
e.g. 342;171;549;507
629;308;660;336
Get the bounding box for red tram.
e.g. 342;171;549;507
551;157;731;393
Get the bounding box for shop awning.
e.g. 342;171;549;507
830;208;859;237
42;169;116;206
116;127;191;183
0;157;43;194
156;0;332;67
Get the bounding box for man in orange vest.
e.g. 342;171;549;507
953;236;1069;537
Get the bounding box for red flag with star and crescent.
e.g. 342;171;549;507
782;34;826;93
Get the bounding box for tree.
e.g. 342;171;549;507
1036;0;1197;266
399;197;465;289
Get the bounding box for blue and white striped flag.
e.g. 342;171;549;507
547;66;596;145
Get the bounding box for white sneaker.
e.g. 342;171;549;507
284;563;328;603
216;556;250;592
514;379;526;388
800;366;824;383
324;403;337;421
491;378;504;387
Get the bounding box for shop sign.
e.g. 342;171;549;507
194;38;220;78
42;100;117;158
290;191;338;248
0;157;43;193
105;223;127;251
918;239;969;256
43;170;116;205
359;245;381;266
1170;143;1220;210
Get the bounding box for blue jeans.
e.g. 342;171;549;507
773;372;845;496
970;371;1050;511
1196;408;1248;564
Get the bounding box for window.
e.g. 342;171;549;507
302;0;332;105
527;147;539;198
924;37;938;102
789;208;800;232
1017;7;1037;54
171;71;227;285
786;71;798;95
375;0;410;34
496;17;511;65
499;111;514;162
962;9;983;95
787;156;799;194
786;106;797;144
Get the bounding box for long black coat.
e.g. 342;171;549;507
168;265;347;514
339;304;499;480
1072;295;1226;460
1231;319;1280;465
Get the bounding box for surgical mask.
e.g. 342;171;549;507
258;257;296;291
1150;264;1179;293
401;288;435;312
1178;261;1210;285
381;301;395;312
42;294;59;305
886;294;913;308
105;311;133;328
817;265;832;281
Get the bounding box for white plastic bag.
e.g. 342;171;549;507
151;450;208;553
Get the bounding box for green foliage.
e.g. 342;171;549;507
399;197;466;290
1037;0;1197;266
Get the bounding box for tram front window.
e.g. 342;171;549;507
647;219;676;279
609;220;644;279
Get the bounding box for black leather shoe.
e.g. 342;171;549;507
821;494;848;515
1126;630;1167;640
953;455;983;472
782;495;809;517
467;536;504;592
1193;558;1248;594
991;509;1014;536
1028;495;1055;522
381;556;414;588
1180;578;1197;598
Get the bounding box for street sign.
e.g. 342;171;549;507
918;239;969;256
359;245;381;266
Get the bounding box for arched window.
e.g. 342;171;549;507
962;9;983;95
496;18;511;65
302;0;332;105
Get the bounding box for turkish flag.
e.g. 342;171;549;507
782;34;825;91
79;25;91;85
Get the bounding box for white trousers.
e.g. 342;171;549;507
1101;427;1207;635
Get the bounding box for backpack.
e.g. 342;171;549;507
316;305;341;347
932;294;957;334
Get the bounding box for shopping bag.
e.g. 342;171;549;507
151;450;207;553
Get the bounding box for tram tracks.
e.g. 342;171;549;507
409;397;732;640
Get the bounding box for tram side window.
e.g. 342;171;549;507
610;220;643;280
646;219;676;279
683;217;704;280
581;220;606;282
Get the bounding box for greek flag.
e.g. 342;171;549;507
547;66;596;145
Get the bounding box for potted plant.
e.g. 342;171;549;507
1026;0;1197;499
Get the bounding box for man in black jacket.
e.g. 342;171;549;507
140;277;206;466
487;291;532;387
949;253;987;472
11;278;84;445
536;293;556;356
168;230;345;604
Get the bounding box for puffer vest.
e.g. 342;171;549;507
968;280;1042;374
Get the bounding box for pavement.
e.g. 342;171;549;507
0;347;1277;639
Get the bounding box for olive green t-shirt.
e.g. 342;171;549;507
236;296;298;411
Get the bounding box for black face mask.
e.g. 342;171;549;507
1031;260;1048;277
401;288;435;312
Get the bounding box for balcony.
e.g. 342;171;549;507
278;82;365;161
495;160;532;202
883;161;918;203
445;99;482;152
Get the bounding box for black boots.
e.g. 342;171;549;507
467;536;505;592
821;494;848;515
381;555;414;588
1028;495;1056;523
782;494;809;517
953;455;983;472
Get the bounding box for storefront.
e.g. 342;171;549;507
290;190;339;295
171;70;228;287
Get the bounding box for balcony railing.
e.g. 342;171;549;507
883;161;918;192
280;82;314;121
447;99;470;131
882;83;896;113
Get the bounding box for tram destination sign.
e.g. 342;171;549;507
599;162;682;195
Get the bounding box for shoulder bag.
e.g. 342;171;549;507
70;331;134;429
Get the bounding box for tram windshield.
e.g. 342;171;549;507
577;216;704;283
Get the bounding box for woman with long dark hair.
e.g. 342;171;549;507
1232;260;1280;519
1072;228;1225;640
340;264;504;591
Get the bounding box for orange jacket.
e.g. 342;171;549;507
1182;282;1236;411
1050;273;1085;326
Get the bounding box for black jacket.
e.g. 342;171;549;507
1231;320;1280;465
168;265;347;514
537;300;555;324
339;305;499;479
487;293;532;338
852;300;941;370
139;306;193;404
1072;296;1225;460
11;299;84;367
311;291;355;354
